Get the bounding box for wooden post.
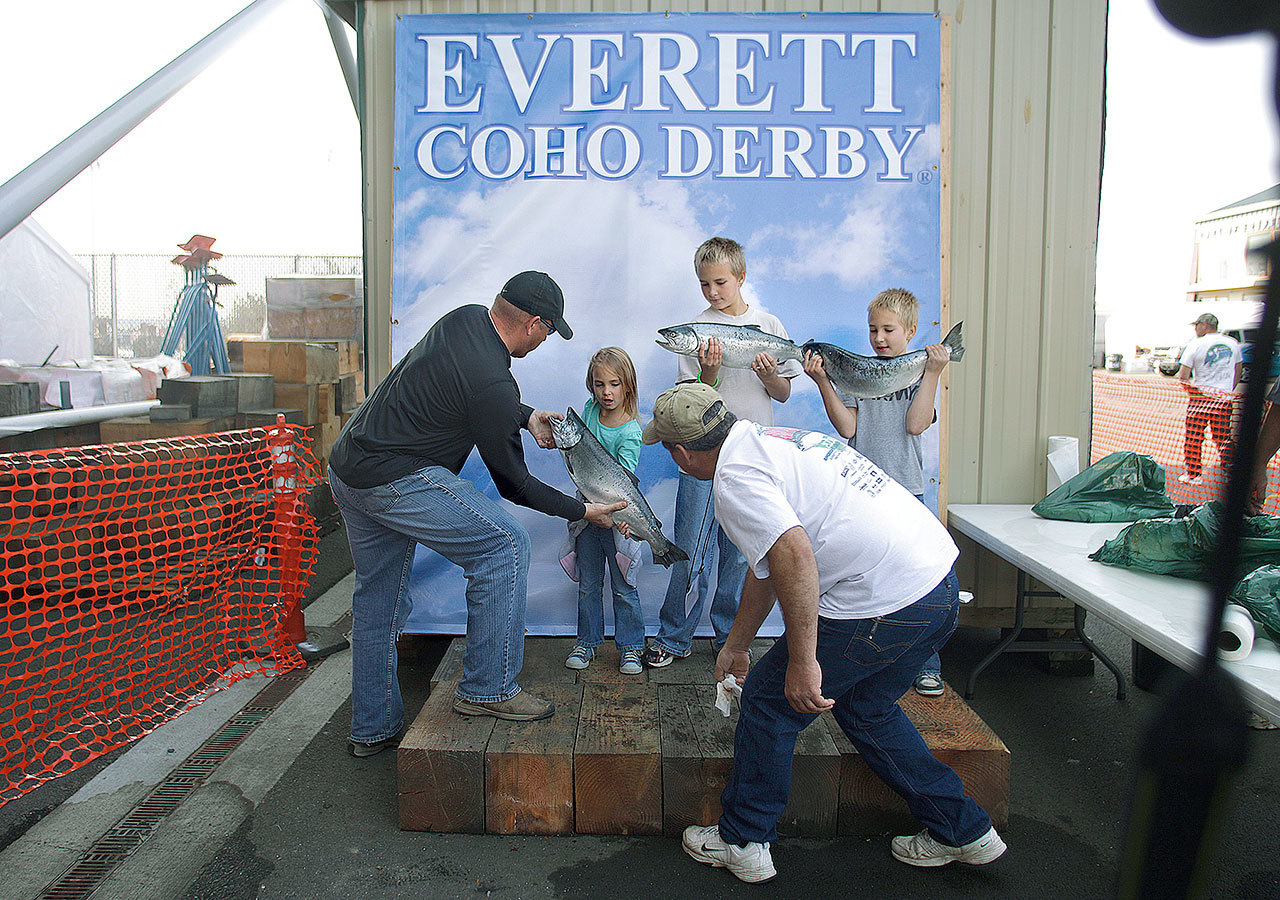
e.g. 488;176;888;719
574;683;662;834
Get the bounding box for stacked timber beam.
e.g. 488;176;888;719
400;637;1009;837
224;338;364;470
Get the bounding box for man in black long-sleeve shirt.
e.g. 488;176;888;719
329;272;623;755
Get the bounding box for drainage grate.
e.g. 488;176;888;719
36;664;317;900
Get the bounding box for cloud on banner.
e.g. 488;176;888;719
391;12;942;635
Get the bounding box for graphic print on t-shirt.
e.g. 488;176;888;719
759;425;892;496
1203;343;1233;369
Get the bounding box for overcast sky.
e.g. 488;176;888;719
0;0;361;255
1;1;1276;344
1097;1;1276;351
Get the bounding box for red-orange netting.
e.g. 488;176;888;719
1092;371;1280;513
0;424;319;805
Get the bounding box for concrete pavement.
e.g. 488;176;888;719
2;524;1278;900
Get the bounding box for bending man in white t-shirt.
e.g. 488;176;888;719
642;382;1005;884
1177;312;1241;486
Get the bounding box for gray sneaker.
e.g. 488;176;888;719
565;645;595;670
891;826;1007;867
453;692;555;721
620;649;643;675
682;824;776;883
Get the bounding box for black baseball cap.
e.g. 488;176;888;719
500;271;573;339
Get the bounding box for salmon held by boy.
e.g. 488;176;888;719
801;322;965;399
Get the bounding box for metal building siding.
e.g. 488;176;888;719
357;0;1106;504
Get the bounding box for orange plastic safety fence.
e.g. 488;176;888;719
1090;371;1278;512
0;424;320;805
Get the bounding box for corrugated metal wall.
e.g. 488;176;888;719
356;0;1106;509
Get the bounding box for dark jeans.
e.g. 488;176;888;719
718;569;991;846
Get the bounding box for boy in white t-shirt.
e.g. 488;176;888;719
644;237;802;669
642;382;1004;883
1177;312;1241;485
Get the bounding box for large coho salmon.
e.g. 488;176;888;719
551;408;689;568
802;322;965;399
655;323;803;369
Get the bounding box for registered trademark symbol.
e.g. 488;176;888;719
917;170;932;184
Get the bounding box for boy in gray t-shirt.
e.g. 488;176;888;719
803;287;951;695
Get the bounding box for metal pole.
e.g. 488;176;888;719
110;253;119;358
313;0;359;115
0;0;287;243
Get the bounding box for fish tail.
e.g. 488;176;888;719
942;321;965;362
652;542;690;568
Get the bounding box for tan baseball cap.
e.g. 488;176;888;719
642;381;731;445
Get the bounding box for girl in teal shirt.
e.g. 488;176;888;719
565;348;646;674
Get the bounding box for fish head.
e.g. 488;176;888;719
655;325;700;356
551;407;586;450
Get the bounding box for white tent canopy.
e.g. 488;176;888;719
0;219;91;365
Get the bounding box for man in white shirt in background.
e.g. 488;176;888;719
642;382;1005;884
1177;312;1242;486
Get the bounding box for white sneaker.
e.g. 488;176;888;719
891;826;1007;867
682;824;776;883
1177;473;1204;486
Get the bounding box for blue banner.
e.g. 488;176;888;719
392;12;942;635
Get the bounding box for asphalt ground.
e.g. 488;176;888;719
3;521;1279;900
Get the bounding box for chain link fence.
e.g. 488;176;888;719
77;254;363;359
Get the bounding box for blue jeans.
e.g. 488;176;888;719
718;569;991;846
911;494;943;680
329;465;532;743
575;524;645;651
654;472;747;655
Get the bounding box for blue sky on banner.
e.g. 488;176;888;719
392;13;942;634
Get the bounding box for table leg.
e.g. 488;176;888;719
1073;604;1127;700
964;571;1028;700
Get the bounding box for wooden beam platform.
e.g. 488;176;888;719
400;637;1009;836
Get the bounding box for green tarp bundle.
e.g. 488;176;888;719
1032;451;1175;523
1089;500;1280;586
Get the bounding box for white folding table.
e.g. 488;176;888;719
947;504;1280;721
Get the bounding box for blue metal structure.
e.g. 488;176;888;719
160;235;232;375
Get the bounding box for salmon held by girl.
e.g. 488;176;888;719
551;407;688;568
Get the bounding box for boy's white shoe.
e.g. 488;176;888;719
682;824;776;883
891;826;1007;867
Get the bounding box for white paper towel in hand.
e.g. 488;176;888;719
1047;435;1080;492
714;674;742;716
1219;603;1256;662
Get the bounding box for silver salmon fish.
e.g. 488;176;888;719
551;408;688;568
655;322;803;369
802;322;965;399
